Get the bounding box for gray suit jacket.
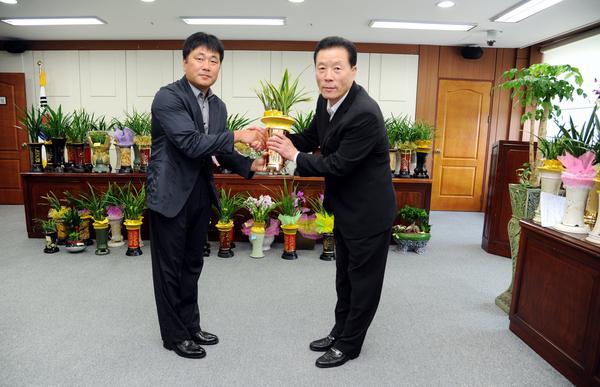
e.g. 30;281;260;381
147;76;253;218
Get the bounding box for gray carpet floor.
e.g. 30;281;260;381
0;205;571;387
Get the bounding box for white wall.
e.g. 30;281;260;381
0;49;419;124
543;33;600;138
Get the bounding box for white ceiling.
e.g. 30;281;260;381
0;0;599;48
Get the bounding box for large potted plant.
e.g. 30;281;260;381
16;105;46;172
88;117;113;173
43;105;72;173
71;183;110;255
393;114;416;178
243;194;277;258
66;109;93;173
412;120;435;178
392;205;431;254
384;115;402;176
255;69;311;173
276;179;303;260
500;63;585;187
214;188;244;258
106;183;146;256
125;110;152;172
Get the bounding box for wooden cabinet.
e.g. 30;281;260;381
481;140;531;257
21;172;432;239
510;220;600;386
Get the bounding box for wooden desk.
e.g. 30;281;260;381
21;172;432;239
510;220;600;386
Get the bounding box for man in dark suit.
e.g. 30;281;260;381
147;32;267;359
267;36;396;368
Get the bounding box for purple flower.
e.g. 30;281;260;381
112;127;135;147
107;205;123;219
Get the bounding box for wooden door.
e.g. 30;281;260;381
431;79;491;211
0;73;28;204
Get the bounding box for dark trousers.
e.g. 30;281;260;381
149;177;212;344
329;228;391;357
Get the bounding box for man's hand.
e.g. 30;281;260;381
267;132;298;161
250;152;268;172
234;126;267;151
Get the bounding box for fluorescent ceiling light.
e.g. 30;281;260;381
492;0;564;23
436;1;455;8
369;20;475;31
181;17;285;26
1;17;105;26
289;0;305;3
0;0;18;4
140;0;155;2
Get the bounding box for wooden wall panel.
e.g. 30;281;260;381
438;46;497;81
79;51;127;119
415;45;439;126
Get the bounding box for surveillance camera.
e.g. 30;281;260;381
486;30;498;46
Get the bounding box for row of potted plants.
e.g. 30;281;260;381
385;115;435;178
17;105;152;174
213;182;335;261
37;182;146;256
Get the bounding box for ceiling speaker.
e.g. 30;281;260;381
4;41;28;54
460;46;483;60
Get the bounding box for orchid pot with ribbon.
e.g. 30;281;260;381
244;194;277;258
307;193;336;260
275;180;304;260
214;188;245;257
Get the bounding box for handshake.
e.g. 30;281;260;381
233;126;298;171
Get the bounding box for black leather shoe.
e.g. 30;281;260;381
309;335;336;352
192;330;219;345
315;348;357;368
163;340;206;359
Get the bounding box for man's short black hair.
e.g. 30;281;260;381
182;32;225;62
313;36;357;67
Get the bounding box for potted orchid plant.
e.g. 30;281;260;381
243;194;277;258
214;188;245;258
276;180;303;260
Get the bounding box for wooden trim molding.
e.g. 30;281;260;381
1;39;418;54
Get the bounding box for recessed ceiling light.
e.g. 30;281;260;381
289;0;305;3
436;1;455;8
369;20;475;31
1;17;105;26
140;0;155;2
181;17;286;26
0;0;18;4
492;0;564;23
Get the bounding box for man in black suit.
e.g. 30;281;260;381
147;32;267;359
267;36;396;368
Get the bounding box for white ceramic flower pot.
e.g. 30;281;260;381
533;169;562;224
554;186;591;234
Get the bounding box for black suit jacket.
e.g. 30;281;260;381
290;82;396;239
147;76;253;218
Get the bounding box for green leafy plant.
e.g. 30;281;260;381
67;183;109;221
276;179;302;225
34;218;57;233
227;113;254;132
215;188;245;223
412;120;435;141
43;105;72;138
291;111;315;134
397;205;431;233
91;116;114;132
385;114;416;149
104;183;146;220
41;191;63;212
16;105;46;143
254;68;311;115
556;105;598;158
500;63;585;186
124;110;151;136
516;162;534;187
62;207;82;234
536;135;565;160
306;193;333;234
243;194;277;224
68;109;95;143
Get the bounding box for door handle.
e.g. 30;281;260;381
435;148;441;154
21;142;28;149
